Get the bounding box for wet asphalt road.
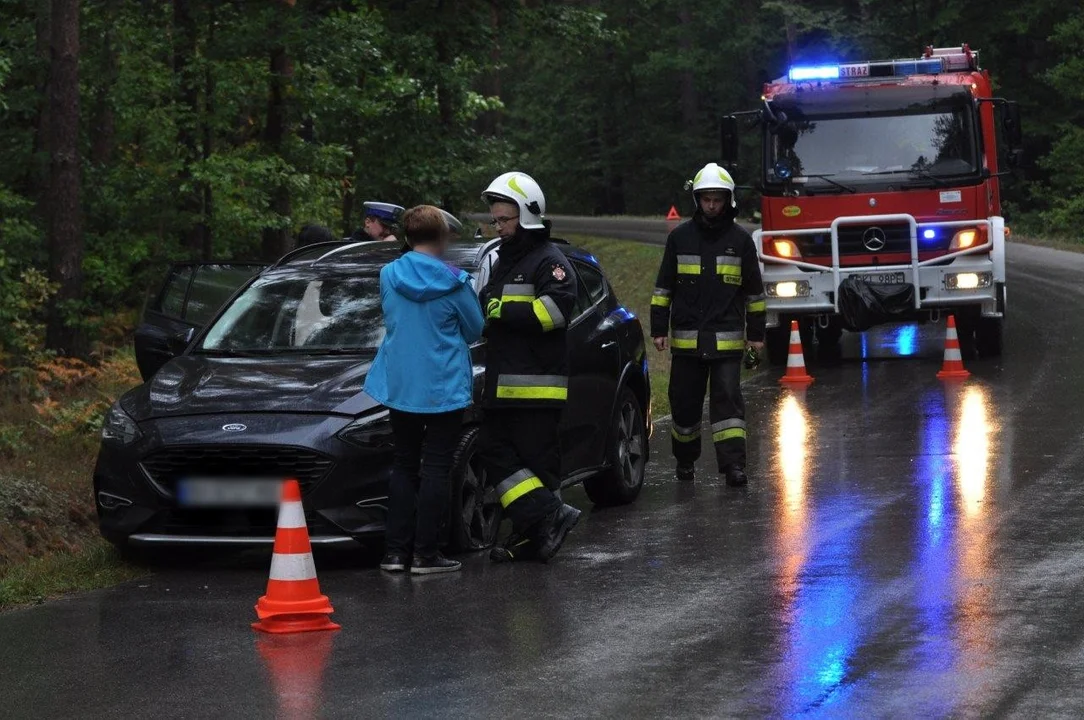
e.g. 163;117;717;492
3;235;1084;718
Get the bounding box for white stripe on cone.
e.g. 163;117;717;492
946;327;959;340
269;551;318;582
789;330;801;343
943;348;962;362
787;354;805;367
276;500;306;529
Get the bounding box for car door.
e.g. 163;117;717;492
134;262;264;381
560;259;622;477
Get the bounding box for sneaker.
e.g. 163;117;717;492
489;533;537;563
535;504;582;563
676;463;695;482
379;552;409;572
724;465;748;487
410;554;462;575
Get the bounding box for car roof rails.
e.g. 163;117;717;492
272;240;352;267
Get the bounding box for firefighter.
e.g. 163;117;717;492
477;171;581;563
650;162;766;486
352;201;404;243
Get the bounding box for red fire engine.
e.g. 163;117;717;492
722;45;1022;364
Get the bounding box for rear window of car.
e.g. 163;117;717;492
157;266;193;318
575;261;608;304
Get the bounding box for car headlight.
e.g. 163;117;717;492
101;403;143;445
336;409;393;449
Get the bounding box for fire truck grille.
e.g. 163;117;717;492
797;223;921;258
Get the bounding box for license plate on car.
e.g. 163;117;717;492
859;271;906;285
176;478;281;508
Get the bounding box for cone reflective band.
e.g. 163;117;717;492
936;315;970;380
779;320;814;385
253;479;340;634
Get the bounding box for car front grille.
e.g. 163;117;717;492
140;445;335;496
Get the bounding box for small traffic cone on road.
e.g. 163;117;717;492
779;321;814;385
936;315;970;381
252;479;340;634
666;206;681;221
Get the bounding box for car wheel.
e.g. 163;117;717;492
584;387;647;506
447;426;501;553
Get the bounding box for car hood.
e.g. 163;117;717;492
124;354;380;420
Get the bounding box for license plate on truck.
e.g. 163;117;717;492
859;271;905;285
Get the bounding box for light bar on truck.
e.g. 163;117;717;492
786;57;945;83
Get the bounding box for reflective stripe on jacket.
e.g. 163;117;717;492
649;213;765;358
481;228;577;408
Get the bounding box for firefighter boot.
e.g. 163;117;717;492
489;532;538;563
676;463;695;482
724;465;748;487
535;504;582;562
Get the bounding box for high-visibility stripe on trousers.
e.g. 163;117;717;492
495;374;568;401
667;355;747;471
497;469;546;508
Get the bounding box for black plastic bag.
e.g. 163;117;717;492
836;276;914;331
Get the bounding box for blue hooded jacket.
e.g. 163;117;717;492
364;251;485;414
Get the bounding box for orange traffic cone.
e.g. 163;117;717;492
253;480;340;634
936;315;970;380
666;206;681;221
779;321;814;385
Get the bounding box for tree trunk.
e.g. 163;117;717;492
45;0;86;357
678;7;697;133
341;147;356;238
261;39;294;261
90;0;117;166
174;0;206;257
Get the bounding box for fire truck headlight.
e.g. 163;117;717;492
945;272;992;290
767;281;810;298
949;229;979;250
772;239;801;258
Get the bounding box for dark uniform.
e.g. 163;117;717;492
650;210;765;472
478;223;578;535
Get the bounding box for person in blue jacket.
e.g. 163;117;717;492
364;205;485;575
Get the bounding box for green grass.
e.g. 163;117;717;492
0;538;143;610
568;235;672;417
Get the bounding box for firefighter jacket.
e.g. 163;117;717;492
480;224;578;409
650;210;765;358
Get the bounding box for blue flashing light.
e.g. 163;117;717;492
788;65;840;82
922;229;937;240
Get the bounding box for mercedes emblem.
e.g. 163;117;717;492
862;227;887;252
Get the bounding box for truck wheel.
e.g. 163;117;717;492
766;325;790;366
447;427;501;552
977;317;1003;357
584;387;647;507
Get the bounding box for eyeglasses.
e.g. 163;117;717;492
488;215;519;228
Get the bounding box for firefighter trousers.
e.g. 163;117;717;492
668;355;747;471
477;408;563;535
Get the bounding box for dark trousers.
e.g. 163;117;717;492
384;409;463;558
477;408;562;535
668;355;747;471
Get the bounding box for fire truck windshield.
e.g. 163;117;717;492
766;90;978;191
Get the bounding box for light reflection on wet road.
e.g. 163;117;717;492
3;242;1084;717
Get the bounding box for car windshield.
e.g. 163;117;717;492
769;92;978;186
198;272;385;354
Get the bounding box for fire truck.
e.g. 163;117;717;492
722;45;1022;364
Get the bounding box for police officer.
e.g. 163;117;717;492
352;201;404;243
650;163;766;486
477;171;581;563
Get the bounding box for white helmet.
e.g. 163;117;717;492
687;163;737;208
482;171;546;230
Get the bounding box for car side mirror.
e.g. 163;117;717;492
167;327;196;356
1001;101;1023;152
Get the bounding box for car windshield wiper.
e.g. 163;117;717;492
192;348;273;357
795;174;856;194
278;347;374;356
861;168;951;187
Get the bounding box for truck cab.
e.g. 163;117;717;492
724;45;1022;364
